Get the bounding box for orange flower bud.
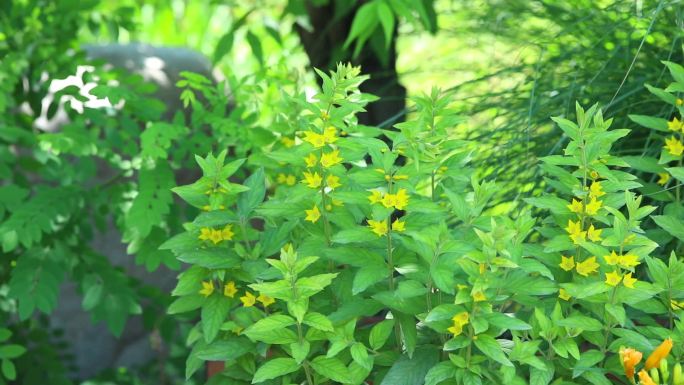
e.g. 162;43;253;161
638;369;657;385
619;347;642;379
645;338;673;370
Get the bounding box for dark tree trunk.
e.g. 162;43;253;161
296;1;406;128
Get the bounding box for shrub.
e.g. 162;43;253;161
164;63;684;385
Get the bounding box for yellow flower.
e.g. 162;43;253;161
281;136;295;148
391;219;406;232
199;227;212;241
393;174;409;180
575;256;599;277
587;224;603;242
202;205;211;211
368;190;383;204
605;271;622;287
304;153;318;168
320;110;329;120
326;175;341;189
320;150;343;168
305;205;321;223
257;293;275;307
590;170;600;179
447;321;463;336
618;253;639;268
657;172;670;186
567;199;583;214
558;288;571;301
323;126;338;144
240;291;256;307
585;197;603;216
199;281;214;297
604;251;620;265
209;229;223;245
285;175;296;186
394;189;409;210
622;272;637;288
644;338;673;370
381;193;397;208
276;173;288;184
223;281;238;298
565;220;586;244
472;291;487;302
302;171;323;188
560;255;575;271
221;224;234;241
589;181;606;198
302;131;326;148
368;219;388;237
638;370;657;385
668;117;683;132
452;311;469;326
620;347;643;380
665;136;684;156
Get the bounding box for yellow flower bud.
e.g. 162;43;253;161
673;363;683;385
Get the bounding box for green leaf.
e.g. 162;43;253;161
246;30;263;65
295;273;338;298
473;335;513;367
0;345;26;359
310;356;352;383
123;164;175;247
376;0;395;50
201;295;231;343
8;249;65;319
246;314;296;334
424;361;456;385
557;314;603;331
369;319;395;350
628;114;669;132
1;359;16;381
290;340;310;364
141;122;188;160
524;195;571;213
343;2;379;52
485;313;532;331
666;167;684;183
352;264;387;294
196;338;252;361
238;168;265;218
243;314;298;344
653;215;684;242
252;357;299;383
350;342;373;370
380;346;439;385
303;312;334;332
572;350;605;378
167;295;203;314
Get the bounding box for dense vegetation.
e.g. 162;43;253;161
2;1;684;385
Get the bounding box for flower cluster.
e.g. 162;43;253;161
448;311;470;336
603;250;639;288
366;184;409;236
198;280;274;307
300;116;344;224
620;338;674;384
198;224;235;244
666;116;684;156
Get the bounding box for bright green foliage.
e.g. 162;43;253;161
168;64;684;385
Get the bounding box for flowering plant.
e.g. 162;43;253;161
165;64;684;385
